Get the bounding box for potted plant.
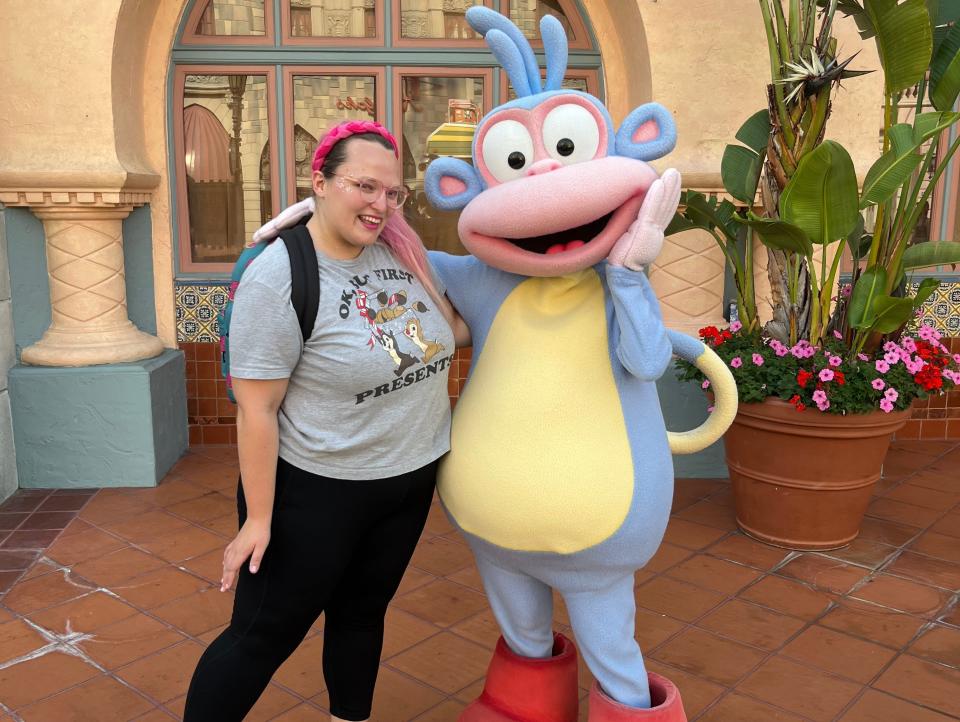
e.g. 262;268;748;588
668;0;960;550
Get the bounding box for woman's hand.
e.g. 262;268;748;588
221;518;271;592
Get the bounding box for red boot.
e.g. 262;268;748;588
588;673;687;722
459;633;579;722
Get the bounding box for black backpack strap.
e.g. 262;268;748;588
280;222;320;343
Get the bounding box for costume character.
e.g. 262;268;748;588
423;8;737;721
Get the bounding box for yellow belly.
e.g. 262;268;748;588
438;270;634;553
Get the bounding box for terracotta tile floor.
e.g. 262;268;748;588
0;441;958;721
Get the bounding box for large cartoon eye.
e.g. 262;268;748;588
542;104;601;165
481;120;535;183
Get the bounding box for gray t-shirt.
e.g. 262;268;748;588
229;239;455;480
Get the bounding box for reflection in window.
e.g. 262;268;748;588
291;75;377;201
289;0;377;37
399;0;483;39
402;76;484;255
506;75;588;101
510;0;574;40
183;74;271;263
195;0;267;36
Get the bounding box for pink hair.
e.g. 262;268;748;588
380;213;455;327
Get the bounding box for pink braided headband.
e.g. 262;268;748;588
311;120;399;173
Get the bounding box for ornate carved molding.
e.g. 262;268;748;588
0;190;152;210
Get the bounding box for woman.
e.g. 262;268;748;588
184;121;468;722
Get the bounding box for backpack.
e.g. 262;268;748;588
219;221;319;403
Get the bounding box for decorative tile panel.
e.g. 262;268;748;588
910;280;960;336
176;282;229;343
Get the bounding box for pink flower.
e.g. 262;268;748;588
819;368;835;382
880;398;894;413
752;353;764;366
954;353;960;365
804;347;817;358
730;357;743;368
872;378;885;390
841;283;852;297
884;387;899;403
875;360;890;374
812;389;827;404
883;341;898;352
833;330;843;339
902;337;917;353
702;379;711;389
858;353;870;362
918;324;941;342
817;399;831;411
906;359;924;374
790;344;806;359
828;355;842;367
884;351;899;365
729;320;742;333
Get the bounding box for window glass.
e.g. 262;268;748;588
401;75;485;254
183;74;271;263
291;75;378;201
195;0;267;35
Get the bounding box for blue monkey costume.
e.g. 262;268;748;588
424;8;737;722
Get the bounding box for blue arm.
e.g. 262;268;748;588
606;265;673;381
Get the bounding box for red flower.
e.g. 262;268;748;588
916;365;943;391
699;326;720;340
834;371;846;386
795;402;806;411
789;394;805;411
797;369;813;388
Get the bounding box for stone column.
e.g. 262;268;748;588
0;191;163;367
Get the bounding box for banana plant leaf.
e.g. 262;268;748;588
737;212;814;257
913;111;960;143
849;266;888;328
722;145;764;204
781;141;860;244
871;296;918;332
865;0;933;94
734;110;771;154
930;23;960;110
902;240;960;269
913;277;942;307
860;148;924;207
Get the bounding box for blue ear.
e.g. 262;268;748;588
466;6;542;96
425;157;484;211
541;15;568;92
615;103;677;161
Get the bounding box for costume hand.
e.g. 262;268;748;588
607;168;681;270
221;519;271;592
252;197;316;243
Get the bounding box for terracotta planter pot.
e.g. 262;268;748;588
724;398;911;551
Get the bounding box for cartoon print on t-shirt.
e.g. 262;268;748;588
337;267;455;402
372;290;429;325
376;330;419;377
404;317;446;363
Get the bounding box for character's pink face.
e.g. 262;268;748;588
456;94;658;277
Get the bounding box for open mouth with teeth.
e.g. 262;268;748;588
358;214;382;230
503;212;614;254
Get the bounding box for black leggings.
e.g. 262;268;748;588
184;457;437;721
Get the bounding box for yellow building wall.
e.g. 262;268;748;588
0;0;885;346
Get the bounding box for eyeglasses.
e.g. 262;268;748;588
329;174;408;209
